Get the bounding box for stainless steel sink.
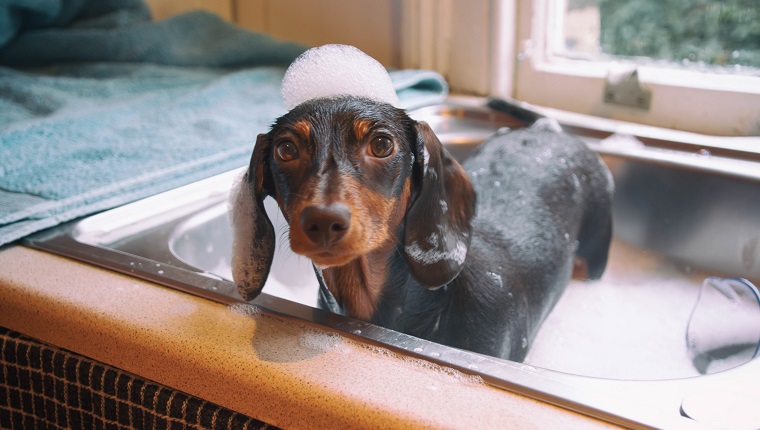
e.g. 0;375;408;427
26;99;760;429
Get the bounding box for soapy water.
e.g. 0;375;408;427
525;274;702;380
525;239;699;380
281;44;399;110
524;240;760;380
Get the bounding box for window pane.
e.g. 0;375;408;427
559;0;760;74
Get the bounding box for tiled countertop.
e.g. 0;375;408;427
0;245;617;429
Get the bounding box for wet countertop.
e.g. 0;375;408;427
0;245;618;429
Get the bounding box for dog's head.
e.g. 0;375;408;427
231;96;475;300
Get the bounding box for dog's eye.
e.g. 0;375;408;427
275;141;299;162
368;136;394;158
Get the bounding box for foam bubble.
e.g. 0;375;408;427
282;44;399;110
228;170;262;296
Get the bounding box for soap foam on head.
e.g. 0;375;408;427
282;44;399;110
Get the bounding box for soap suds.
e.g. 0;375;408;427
400;355;484;386
282;44;399;110
405;239;468;266
289;321;485;387
228;170;259;293
228;303;262;318
362;344;484;387
299;328;351;354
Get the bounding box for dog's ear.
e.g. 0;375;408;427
230;134;276;301
403;122;476;289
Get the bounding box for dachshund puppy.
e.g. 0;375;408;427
231;96;614;361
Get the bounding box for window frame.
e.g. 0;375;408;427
508;0;760;136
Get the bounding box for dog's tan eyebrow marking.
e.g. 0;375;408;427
353;119;373;139
291;120;311;139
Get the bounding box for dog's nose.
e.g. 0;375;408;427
300;203;351;246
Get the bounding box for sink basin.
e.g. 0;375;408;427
26;100;760;429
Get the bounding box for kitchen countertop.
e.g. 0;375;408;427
0;245;618;429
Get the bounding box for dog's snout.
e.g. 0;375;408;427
300;203;351;246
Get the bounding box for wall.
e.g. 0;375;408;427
237;0;402;68
145;0;233;21
145;0;402;68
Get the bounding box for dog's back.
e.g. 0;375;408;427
466;127;614;281
398;127;614;360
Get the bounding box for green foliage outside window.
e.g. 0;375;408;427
596;0;760;68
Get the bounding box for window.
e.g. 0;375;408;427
511;0;760;135
557;0;760;71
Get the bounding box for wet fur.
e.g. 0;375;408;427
232;96;614;361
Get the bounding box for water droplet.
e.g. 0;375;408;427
155;263;161;267
468;364;480;370
430;352;441;358
487;272;503;289
698;148;711;156
157;270;164;275
564;232;570;241
413;347;424;353
351;329;362;335
521;365;537;372
521;337;528;349
129;262;135;266
494;180;501;187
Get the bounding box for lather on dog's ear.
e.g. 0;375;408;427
230;134;276;301
403;122;476;289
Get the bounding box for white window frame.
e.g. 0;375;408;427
405;0;760;136
513;0;760;136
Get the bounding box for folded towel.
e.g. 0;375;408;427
0;2;306;68
0;1;449;247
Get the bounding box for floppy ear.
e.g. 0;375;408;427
403;122;476;289
230;134;276;301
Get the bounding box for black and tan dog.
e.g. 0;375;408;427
231;96;613;361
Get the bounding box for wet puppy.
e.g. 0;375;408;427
231;96;614;361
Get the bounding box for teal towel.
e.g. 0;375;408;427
0;1;449;247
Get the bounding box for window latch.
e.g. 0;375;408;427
603;66;652;110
